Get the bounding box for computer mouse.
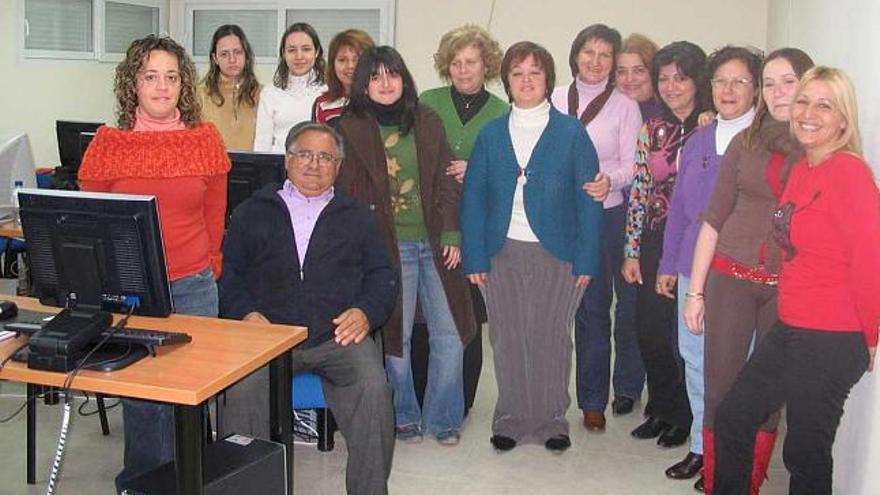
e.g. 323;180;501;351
0;300;18;320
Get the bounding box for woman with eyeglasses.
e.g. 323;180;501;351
622;41;709;450
254;22;326;152
682;48;814;493
711;66;879;494
656;45;762;491
197;24;261;150
78;35;229;490
335;46;475;446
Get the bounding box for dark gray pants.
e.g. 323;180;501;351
222;337;394;495
482;240;584;443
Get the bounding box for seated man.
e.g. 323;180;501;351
219;121;397;495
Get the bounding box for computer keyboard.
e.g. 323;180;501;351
4;320;191;355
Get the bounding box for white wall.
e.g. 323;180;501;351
2;0;769;168
768;2;880;494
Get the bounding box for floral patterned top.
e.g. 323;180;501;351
380;125;427;241
624;112;698;257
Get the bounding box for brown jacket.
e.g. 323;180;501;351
335;105;476;357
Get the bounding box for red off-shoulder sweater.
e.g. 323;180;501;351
78;123;231;282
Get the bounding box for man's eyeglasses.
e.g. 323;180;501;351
286;150;340;167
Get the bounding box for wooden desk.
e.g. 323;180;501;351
0;297;308;495
0;221;23;238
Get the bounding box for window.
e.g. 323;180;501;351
181;0;395;64
20;0;166;61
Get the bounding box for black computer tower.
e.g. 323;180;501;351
121;435;287;495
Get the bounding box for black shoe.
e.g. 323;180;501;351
544;435;571;452
631;416;670;439
612;396;635;415
694;476;705;492
665;452;703;479
657;425;690;448
490;435;517;451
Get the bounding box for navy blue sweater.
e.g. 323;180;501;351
219;184;397;348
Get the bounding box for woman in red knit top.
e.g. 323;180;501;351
78;35;230;490
711;67;879;494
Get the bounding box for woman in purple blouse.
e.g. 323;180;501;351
656;46;762;491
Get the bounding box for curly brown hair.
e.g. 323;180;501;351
115;35;201;130
433;24;503;82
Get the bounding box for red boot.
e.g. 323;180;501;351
702;427;714;493
749;430;777;494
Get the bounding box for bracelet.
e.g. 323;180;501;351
684;292;704;299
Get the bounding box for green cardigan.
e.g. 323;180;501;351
419;86;509;160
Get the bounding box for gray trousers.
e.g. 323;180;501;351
482;239;585;443
221;337;394;495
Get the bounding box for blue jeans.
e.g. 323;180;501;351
574;204;644;411
116;267;218;491
677;275;704;454
385;240;463;436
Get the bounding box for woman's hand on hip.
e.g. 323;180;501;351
621;258;643;284
442;245;461;270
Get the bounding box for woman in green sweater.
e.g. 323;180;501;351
417;25;508;415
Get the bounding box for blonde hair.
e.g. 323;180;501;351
433;24;503;82
620;33;658;69
794;66;862;156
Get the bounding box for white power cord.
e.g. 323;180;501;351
45;401;72;495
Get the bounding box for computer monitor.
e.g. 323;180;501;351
56;120;103;171
0;132;38;220
18;188;173;317
226;150;286;224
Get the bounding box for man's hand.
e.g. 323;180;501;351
467;273;488;286
446;160;468;183
655;274;677;299
244;311;270;324
583;171;612;202
621;258;643;285
442;245;461;270
333;308;370;346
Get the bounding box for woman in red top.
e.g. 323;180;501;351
711;67;880;494
78;35;230;489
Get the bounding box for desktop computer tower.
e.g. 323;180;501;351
120;435;286;495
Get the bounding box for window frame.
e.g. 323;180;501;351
19;0;167;62
177;0;396;65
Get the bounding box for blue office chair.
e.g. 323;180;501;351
292;371;336;451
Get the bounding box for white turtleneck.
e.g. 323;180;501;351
254;70;327;152
715;106;756;154
506;100;550;241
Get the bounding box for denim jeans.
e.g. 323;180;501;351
116;267;218;492
385;240;463;436
574;204;644;411
677;275;704;454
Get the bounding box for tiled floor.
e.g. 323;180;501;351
0;330;790;494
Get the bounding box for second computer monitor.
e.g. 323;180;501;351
226;151;286;225
56;120;103;171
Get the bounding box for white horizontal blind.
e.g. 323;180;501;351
284;8;381;48
24;0;94;52
104;2;160;54
192;9;278;58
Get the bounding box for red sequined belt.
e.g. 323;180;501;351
710;254;778;286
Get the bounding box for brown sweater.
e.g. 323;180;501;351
702;118;800;274
197;80;259;151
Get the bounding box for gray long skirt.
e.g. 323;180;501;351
481;239;585;443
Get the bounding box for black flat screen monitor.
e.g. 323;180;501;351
19;189;173;317
56;120;103;171
226;150;286;225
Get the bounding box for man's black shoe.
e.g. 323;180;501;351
631;416;670;439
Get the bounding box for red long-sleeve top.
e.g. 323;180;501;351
778;152;880;347
78;123;231;282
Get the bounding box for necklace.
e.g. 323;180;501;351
460;92;480;109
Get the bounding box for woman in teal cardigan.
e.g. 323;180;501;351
415;24;509;416
461;41;602;452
